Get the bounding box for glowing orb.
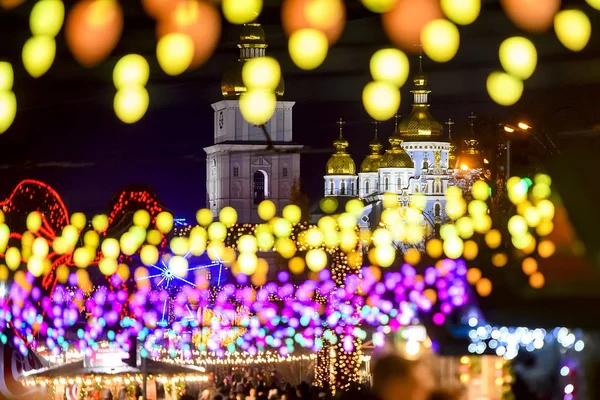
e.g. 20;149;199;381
71;212;86;230
26;212;42;232
306;248;327;271
0;62;13;91
239;89;276;125
242;57;281;92
156;211;174;233
156;33;194;76
282;0;345;44
92;214;108;232
499;37;537;80
196;208;213;226
219;206;238;227
22;36;56;78
101;238;120;259
362;81;401;121
222;0;262;24
500;0;559;33
382;0;442;51
554;10;591;52
486;71;523;106
369;48;409;87
441;0;480;25
99;258;118;275
282;204;302;225
113;54;150;89
168;255;189;278
114;86;149;124
421;19;460;63
476;277;492;296
361;0;396;13
288;29;329;70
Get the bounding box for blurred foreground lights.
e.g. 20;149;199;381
157;33;194;76
65;0;124;67
421;19;460;63
529;271;545;289
22;36;56;78
476;277;492;297
240;89;276;125
113;54;150;89
500;0;560;33
288;29;328;70
222;0;262;24
362;81;401;121
0;63;13;91
361;0;396;13
0;91;17;134
382;0;442;51
554;10;591;52
281;0;345;44
114;86;149;124
587;0;600;10
486;71;523;106
499;37;537;80
30;0;65;37
441;0;480;25
369;48;409;87
242;57;281;91
306;248;327;271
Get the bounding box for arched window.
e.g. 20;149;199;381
365;180;370;194
330;180;334;195
434;222;441;238
351;180;355;195
434;202;441;217
385;176;389;191
396;176;401;191
341;181;346;195
253;171;267;204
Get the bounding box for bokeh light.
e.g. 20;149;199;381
242;57;281;92
114;86;149;124
222;0;262;24
239;89;277;125
22;36;56;78
369;48;410;87
156;33;194;76
362;81;401;121
30;0;65;37
281;0;345;44
421;19;460;63
441;0;480;25
554;10;591;52
382;0;442;51
113;54;150;89
486;71;523;106
499;36;537;80
500;0;560;33
0;62;13;91
361;0;396;13
0;91;17;134
288;29;329;70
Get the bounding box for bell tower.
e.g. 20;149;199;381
204;24;302;223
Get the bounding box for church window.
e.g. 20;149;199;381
253;171;266;204
365;180;370;194
434;202;441;217
396;176;401;190
283;167;288;177
385;176;389;191
414;184;419;193
351;180;355;194
330;180;334;195
233;166;239;177
341;181;346;195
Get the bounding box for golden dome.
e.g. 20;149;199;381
381;134;414;168
221;24;285;99
398;61;444;141
326;123;356;175
456;139;484;170
361;129;383;173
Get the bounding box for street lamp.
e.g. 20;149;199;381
500;121;546;178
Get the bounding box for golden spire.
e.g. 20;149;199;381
361;121;384;172
327;118;355;175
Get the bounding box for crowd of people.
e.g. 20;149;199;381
177;354;464;400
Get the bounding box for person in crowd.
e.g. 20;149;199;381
371;353;434;400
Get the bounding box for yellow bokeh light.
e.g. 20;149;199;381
421;19;460;63
238;235;257;254
536;220;554;237
140;245;159;265
70;212;86;230
101;238;120;259
219;206;238;227
289;256;306;274
56;264;69;283
146;229;162;246
587;0;600;10
222;0;262;24
466;268;481;285
170;236;189;256
92;214;108;232
375;245;396;267
372;228;393;247
32;237;49;258
156;32;194;76
156;211;173;233
369;48;410;87
426;239;443;259
345;198;365;217
443;235;464;259
30;0;64;37
256;230;275;251
117;263;130;281
283;204;302;225
524;206;541;227
272;218;292;238
169;255;188;277
0;62;13;91
485;229;502;249
288;28;329;70
538;240;555;258
22;36;56;78
441;0;480;25
305;227;324;247
360;0;396;13
73;246;93;268
362;81;401;121
196;208;213;227
0;91;16;134
521;257;537;275
132;210;150;229
320;197;338;214
114;86;149;124
207;222;227;242
99;258;118;275
242;57;280;91
471;180;489;201
508;215;528;237
6;247;20;271
491;252;507;267
456;217;474;239
499;36;537;80
511;232;534;250
26;212;42;232
83;230;99;248
529;271;545;289
238;253;258;275
258;200;277;221
537;199;555;221
463;240;478;260
338;213;357;231
275;237;296;258
446;198;467;220
404;248;421;265
554;10;591;52
306;248;328;271
486;71;523;106
476;277;492;297
113;54;149;89
27;255;45;277
240;89;276;125
339;230;358;252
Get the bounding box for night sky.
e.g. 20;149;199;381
1;0;599;220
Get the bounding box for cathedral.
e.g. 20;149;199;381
205;23;486;232
323;62;486;239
